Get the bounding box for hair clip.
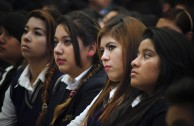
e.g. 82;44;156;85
184;10;193;31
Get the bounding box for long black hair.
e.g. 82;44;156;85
104;27;194;126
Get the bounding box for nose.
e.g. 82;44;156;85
101;50;109;61
22;32;31;43
131;56;139;68
54;42;63;55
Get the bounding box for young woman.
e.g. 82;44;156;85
67;16;147;126
41;11;107;126
0;9;63;126
110;27;194;126
0;11;27;110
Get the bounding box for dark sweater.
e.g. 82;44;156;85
10;70;63;126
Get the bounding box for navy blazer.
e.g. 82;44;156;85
41;68;107;126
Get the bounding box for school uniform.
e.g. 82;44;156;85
135;98;167;126
41;67;107;126
0;65;63;126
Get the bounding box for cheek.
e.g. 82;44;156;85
142;62;160;86
131;62;160;91
37;39;47;53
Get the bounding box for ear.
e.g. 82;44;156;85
185;31;193;41
87;43;97;57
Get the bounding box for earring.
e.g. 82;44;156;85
88;52;94;57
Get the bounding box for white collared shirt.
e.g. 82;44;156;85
61;66;91;90
67;88;141;126
18;65;46;91
0;65;48;125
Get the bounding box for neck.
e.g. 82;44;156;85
69;64;92;79
28;59;48;85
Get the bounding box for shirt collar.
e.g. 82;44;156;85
61;66;92;90
18;65;48;91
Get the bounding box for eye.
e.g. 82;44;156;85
23;29;28;34
54;39;58;47
63;39;72;45
34;31;42;36
143;53;151;59
23;28;28;34
100;48;104;55
108;45;116;51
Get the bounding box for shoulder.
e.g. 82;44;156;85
82;68;107;90
143;98;167;125
152;98;168;113
86;68;107;84
51;70;64;81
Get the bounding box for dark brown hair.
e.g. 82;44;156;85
26;9;58;126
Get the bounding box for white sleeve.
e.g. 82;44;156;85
67;91;101;126
0;86;17;126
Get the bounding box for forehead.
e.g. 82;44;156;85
55;24;68;36
100;33;119;46
139;39;155;50
26;17;46;30
167;105;194;126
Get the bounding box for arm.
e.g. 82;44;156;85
67;91;101;126
0;86;17;126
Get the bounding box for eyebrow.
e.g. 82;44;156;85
142;48;154;52
54;36;71;41
25;26;45;33
34;27;45;33
105;42;116;47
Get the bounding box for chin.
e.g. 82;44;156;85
131;80;139;88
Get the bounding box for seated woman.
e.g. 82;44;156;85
68;16;147;126
113;27;194;126
0;9;63;126
41;11;107;126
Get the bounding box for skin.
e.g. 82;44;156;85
131;39;160;95
0;26;22;65
21;17;49;84
89;0;112;11
100;34;123;81
156;18;182;33
21;17;48;62
54;24;95;79
99;11;118;28
166;105;194;126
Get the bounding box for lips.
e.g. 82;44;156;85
104;65;111;72
56;58;66;65
131;69;138;77
21;44;30;50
